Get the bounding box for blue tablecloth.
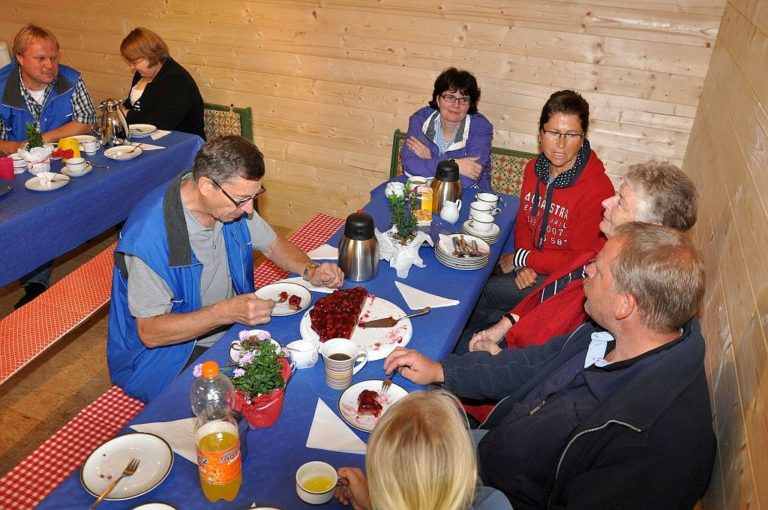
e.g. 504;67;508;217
0;132;204;287
38;183;518;509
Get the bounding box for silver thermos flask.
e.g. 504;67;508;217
431;159;463;213
338;211;379;281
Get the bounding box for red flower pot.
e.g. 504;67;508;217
233;357;292;428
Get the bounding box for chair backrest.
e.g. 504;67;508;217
203;103;253;141
388;128;535;197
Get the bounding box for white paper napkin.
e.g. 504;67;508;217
306;399;366;454
307;243;338;260
132;142;165;151
395;281;460;309
275;276;334;294
151;129;171;140
131;417;197;464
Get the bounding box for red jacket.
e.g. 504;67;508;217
514;151;614;275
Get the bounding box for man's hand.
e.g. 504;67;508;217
455;156;482;181
308;262;344;289
515;267;539;290
497;253;517;274
217;293;275;325
383;347;444;385
334;467;371;510
405;136;430;159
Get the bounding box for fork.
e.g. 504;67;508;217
381;370;397;395
90;458;140;509
125;142;143;153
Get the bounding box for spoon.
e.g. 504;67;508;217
358;307;431;328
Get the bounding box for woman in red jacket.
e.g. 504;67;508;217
457;90;614;353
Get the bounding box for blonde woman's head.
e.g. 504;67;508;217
366;390;477;510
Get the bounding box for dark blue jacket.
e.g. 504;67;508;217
443;320;715;510
0;63;80;139
107;172;255;403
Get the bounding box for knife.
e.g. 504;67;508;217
359;307;431;328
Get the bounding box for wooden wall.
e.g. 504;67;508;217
684;0;768;508
0;1;723;230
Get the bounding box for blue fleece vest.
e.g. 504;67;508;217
0;63;80;140
107;173;255;403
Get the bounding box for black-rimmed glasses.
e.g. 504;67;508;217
440;93;471;106
541;129;584;142
209;177;266;208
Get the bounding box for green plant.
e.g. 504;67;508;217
229;333;287;397
387;180;418;242
25;122;43;148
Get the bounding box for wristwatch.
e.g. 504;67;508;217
303;262;319;282
503;313;517;325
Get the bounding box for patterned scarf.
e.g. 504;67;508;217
530;139;592;249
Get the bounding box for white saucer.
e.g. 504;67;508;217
80;433;173;501
105;145;143;160
129;124;157;138
61;161;93;177
338;380;408;433
25;174;70;191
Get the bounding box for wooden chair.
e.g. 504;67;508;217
203;102;253;141
388;128;535;197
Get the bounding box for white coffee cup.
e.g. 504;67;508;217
10;153;27;173
470;200;501;216
80;136;101;155
286;339;319;369
468;211;494;233
66;157;86;173
476;192;499;206
320;338;368;389
408;176;433;191
296;461;338;504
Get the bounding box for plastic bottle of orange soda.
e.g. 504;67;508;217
190;361;242;501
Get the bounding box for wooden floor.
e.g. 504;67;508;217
0;225;292;478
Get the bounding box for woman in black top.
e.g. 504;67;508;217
120;27;205;139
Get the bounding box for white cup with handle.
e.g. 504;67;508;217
476;192;499;207
320;338;368;389
470;200;501;216
468;211;494;233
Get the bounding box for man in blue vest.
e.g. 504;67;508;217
108;136;345;402
0;24;97;307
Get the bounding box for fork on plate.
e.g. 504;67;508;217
90;458;140;509
381;371;397;394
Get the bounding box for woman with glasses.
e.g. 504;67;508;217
400;67;493;189
119;27;205;139
458;90;614;349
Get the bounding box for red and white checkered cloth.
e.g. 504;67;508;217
0;212;343;509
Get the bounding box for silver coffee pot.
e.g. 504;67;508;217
94;98;130;146
338;211;379;282
431;159;463;213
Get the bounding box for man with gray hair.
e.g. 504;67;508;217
386;222;715;509
458;160;698;355
108;136;344;402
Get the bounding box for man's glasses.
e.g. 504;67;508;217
209;177;266;208
541;129;584;142
440;93;471;106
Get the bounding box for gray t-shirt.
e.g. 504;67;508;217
126;194;276;347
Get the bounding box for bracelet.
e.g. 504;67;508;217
302;262;319;281
503;313;517;325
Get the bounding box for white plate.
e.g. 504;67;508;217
105;145;144;160
61;161;93;177
130;124;157;138
437;233;490;258
255;282;312;316
24;174;70;191
80;433;173;501
230;334;283;362
300;294;413;361
338;380;408;433
132;504;176;510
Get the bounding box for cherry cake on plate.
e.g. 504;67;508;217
309;286;369;342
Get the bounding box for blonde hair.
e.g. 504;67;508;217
366;390;477;510
13;24;59;56
120;27;169;67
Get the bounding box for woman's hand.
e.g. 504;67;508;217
335;467;371;510
515;268;539;290
455;156;482;181
497;253;517;274
405;136;431;159
468;317;513;354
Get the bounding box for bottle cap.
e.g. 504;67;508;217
201;361;219;378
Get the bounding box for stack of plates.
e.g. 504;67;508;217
461;220;501;244
435;234;490;270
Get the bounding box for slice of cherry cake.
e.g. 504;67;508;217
309;286;369;342
357;389;383;417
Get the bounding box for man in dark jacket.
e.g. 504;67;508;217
385;222;715;509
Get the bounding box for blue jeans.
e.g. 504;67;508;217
20;261;53;288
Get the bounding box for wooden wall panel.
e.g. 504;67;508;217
684;1;768;508
0;1;722;230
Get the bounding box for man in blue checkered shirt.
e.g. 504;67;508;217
0;24;97;307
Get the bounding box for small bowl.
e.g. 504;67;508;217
296;461;337;504
286;339;319;369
